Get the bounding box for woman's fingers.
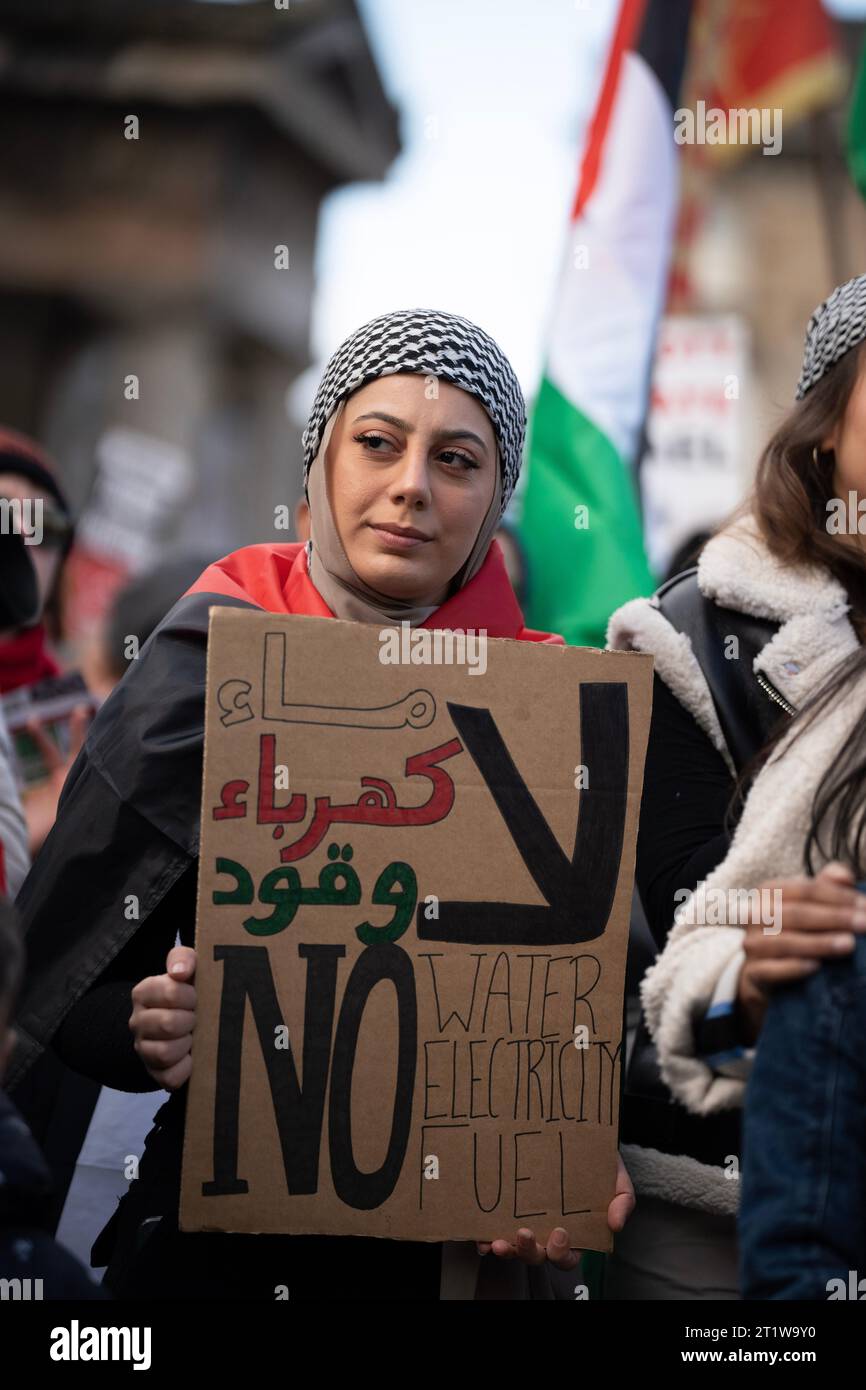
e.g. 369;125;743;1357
486;1239;517;1260
759;870;861;904
131;974;196;1012
765;903;865;932
167;944;197;981
130;950;198;1089
486;1229;546;1264
608;1191;634;1234
545;1228;582;1271
745;864;865;946
482;1227;580;1269
515;1229;547;1265
746;958;821;990
135;1006;196;1041
134;1031;192;1072
148;1051;193;1092
764;864;856;895
607;1152;636;1233
819;860;856;886
746;928;857;959
757;873;866;922
131;1008;194;1088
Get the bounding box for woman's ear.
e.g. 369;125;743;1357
294;497;310;542
820;426;838;453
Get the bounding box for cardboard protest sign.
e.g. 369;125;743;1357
180;609;652;1250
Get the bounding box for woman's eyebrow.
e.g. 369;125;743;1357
352;412;489;453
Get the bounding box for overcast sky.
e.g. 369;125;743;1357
294;0;864;418
291;0;617;418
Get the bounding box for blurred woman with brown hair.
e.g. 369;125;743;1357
606;273;866;1298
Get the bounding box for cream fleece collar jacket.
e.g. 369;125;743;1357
608;513;864;1123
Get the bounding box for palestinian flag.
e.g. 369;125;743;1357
517;0;693;650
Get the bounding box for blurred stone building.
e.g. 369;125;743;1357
640;11;866;577
681;16;866;474
0;0;400;646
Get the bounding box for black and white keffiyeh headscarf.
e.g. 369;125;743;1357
301;307;527;626
796;273;866;400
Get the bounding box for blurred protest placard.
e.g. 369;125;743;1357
641;314;748;576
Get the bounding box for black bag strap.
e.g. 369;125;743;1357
655;567;786;774
622;569;795;1167
621;569;788;1163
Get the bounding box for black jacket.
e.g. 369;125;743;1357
4;586;446;1299
622;568;787;1166
7;590;251;1091
0;1088;107;1298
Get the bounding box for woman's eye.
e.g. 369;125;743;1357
353;432;390;451
352;432;477;470
440;450;478;471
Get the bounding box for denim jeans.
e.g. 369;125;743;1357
739;930;866;1299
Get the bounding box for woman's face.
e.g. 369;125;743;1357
325;373;498;605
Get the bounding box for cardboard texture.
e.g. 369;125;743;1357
180;609;652;1249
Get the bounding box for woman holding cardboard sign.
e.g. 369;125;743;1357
10;308;634;1300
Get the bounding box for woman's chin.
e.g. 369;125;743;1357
354;555;442;605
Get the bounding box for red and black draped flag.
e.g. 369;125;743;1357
7;539;554;1088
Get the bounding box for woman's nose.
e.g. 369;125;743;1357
389;443;432;507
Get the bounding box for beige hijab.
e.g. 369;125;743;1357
305;397;503;626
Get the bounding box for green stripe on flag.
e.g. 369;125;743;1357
518;376;655;648
848;41;866;204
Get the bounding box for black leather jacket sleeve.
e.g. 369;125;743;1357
51;865;197;1092
635;673;736;952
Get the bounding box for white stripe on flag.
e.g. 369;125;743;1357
547;49;678;468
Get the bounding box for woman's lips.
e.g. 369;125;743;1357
369;524;431;551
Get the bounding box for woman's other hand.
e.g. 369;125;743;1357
130;944;197;1090
475;1151;635;1268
